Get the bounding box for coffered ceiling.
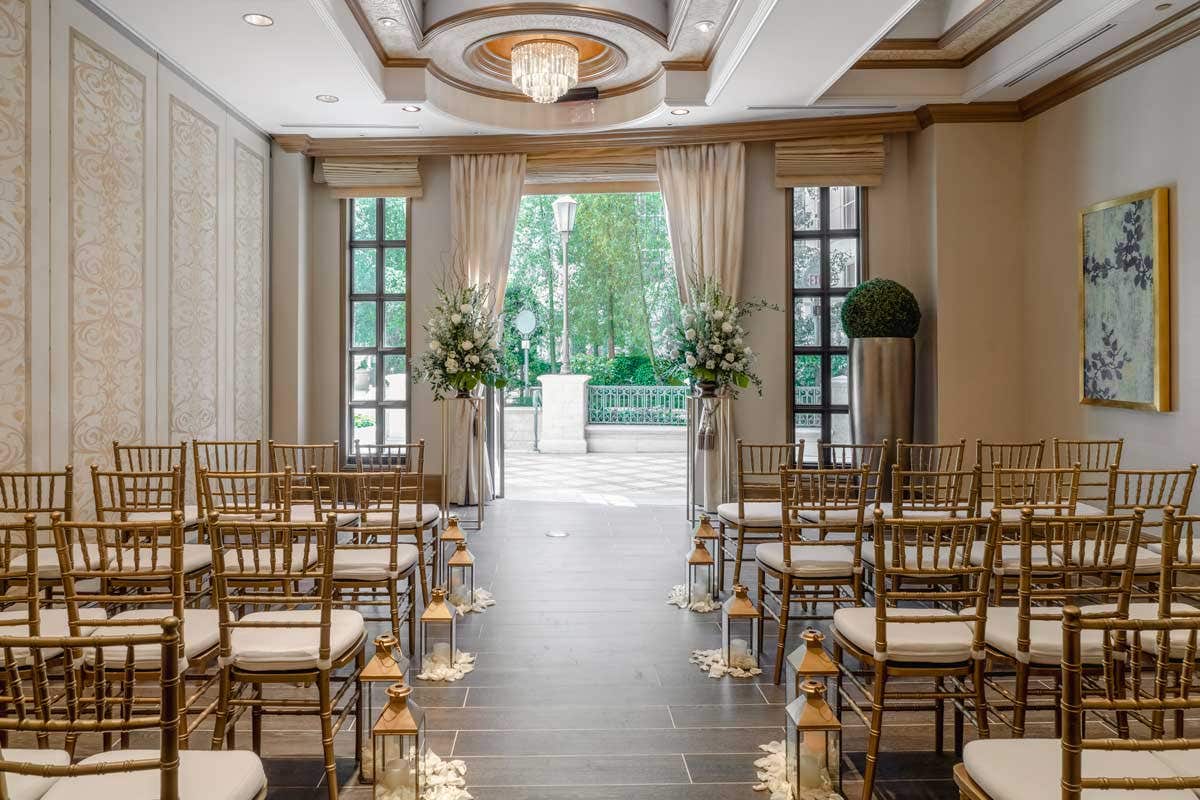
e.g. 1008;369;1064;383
92;0;1194;139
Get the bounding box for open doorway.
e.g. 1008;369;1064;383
498;190;686;505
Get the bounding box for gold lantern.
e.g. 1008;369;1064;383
439;514;465;584
371;679;425;800
786;680;842;795
360;635;408;782
721;584;760;670
693;513;724;589
786;628;838;702
685;537;716;605
420;587;457;673
447;541;475;608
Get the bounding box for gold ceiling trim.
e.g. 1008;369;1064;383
465;30;627;87
426;61;661;104
423;3;667;48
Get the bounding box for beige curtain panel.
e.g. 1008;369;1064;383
449;152;527;314
314;156;423;198
773;134;885;188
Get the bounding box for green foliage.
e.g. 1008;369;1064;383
840;278;921;338
569;354;660;385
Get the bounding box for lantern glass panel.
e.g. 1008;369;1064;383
687;562;715;604
786;690;842;794
721;613;759;670
420;620;456;672
373;730;423;800
448;563;474;607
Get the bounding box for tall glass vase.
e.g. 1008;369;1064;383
440;392;491;528
689;382;729;515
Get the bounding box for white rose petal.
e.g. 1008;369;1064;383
684;329;696;341
724;352;735;362
713;310;724;321
685;353;697;368
461;340;474;350
712;344;722;354
721;322;733;333
459;304;471;313
705;360;715;370
450;313;462;324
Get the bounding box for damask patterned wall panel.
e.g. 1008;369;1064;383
68;31;146;493
168;97;219;445
233;142;266;441
0;0;29;471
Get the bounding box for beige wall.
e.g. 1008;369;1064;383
1021;38;1200;467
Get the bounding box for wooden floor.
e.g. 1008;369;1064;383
254;498;1016;799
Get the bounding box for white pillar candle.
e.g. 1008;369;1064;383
432;641;452;665
691;581;708;602
728;638;753;669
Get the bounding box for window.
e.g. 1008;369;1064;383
346;197;409;451
789;186;864;454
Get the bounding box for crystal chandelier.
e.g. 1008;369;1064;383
511;39;579;104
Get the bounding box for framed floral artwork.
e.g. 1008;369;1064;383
1079;186;1170;411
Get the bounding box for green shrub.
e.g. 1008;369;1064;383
840;278;921;338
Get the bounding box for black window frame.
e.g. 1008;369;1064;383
787;186;867;453
344;196;411;456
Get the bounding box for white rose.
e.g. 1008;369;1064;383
685;353;697;368
744;347;753;356
713;310;724;321
445;359;459;373
698;302;708;312
734;337;743;346
721;322;733;333
461;340;474;350
724;352;735;362
430;341;441;351
712;344;723;354
459;304;471;313
450;313;462;324
684;328;696;341
705;360;715;370
468;354;479;364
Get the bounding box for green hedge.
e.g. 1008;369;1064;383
840;278;921;338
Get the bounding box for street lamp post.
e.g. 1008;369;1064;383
552;195;577;374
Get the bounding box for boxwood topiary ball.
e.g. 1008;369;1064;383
840;278;921;339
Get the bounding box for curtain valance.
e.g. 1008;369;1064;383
773;134;885;188
314;156;423;198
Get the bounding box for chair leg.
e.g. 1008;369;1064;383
413;529;430;604
862;662;889;800
756;567;766;656
389;581;402;644
251;682;264;753
1053;671;1062;738
210;668;231;750
772;575;792;685
1013;662;1030;738
934;677;945;753
718;521;727;590
973;658;991;739
733;525;746;587
319;669;339;800
407;578;417;658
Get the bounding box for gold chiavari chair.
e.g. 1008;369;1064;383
833;509;999;800
980;465;1082;601
0;468;74;588
112;440;197;525
193;440;262;539
311;469;418;653
355;441;440;584
0;617;268;799
897;438;966;472
269;441;339;516
957;607;1200;800
890;464;980;519
979;508;1143;738
717;440;804;590
975;439;1045;516
53;511;220;746
200;468;293;523
813;440;890;521
758;465;868;684
1106;464;1198;546
208;516;364;800
1052;437;1124;516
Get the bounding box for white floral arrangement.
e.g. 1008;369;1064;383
413;278;506;399
669;273;771;395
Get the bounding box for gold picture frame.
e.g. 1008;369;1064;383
1078;186;1170;411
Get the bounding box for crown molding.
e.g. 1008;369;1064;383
914;101;1022;127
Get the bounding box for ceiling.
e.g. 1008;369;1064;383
94;0;1188;139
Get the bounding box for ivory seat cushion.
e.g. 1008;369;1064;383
220;545;318;574
228;609;365;672
891;508;968;520
41;749;266;800
0;608;107;664
963;738;1196;800
1145;538;1200;564
797;503;886;525
1083;602;1200;659
716;502;781;527
861;543;967;570
975;606;1108;665
804;530;859;544
121;504;201;528
333;544;419;581
10;544;107;580
968;542;1060;572
83;608;220;670
0;748;71;800
834;606;974;664
1074;501;1108;517
359;505;440;528
1054;543;1162;574
109;543;212;578
286;506;362;526
979;501;1078;522
754;542;855;577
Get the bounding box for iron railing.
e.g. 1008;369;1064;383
588;385;688;426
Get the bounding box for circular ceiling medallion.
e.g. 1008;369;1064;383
465;30;627;88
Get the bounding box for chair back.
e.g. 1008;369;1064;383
1107;465;1197;542
871;510;999;657
737;441;804;519
113;440;187;496
890;465;981;518
779;465;869;561
1152;508;1200;628
355;441;425;473
0;468;73;545
269;441;339;503
192;440;261;514
200;468;293;520
1061;607;1200;799
0;516;43;645
1052;438;1123;509
312;470;408;577
992;465;1081;517
976;440;1045;502
0;619;182;799
91;465;182;522
818;441;888;505
209;517;335;668
897;439;965;472
1013;509;1144;658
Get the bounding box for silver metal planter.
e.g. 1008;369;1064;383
849;338;914;491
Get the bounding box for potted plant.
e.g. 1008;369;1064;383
354;357;372;393
840;278;921;452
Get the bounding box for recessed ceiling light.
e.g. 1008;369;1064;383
242;13;273;27
694;19;716;33
316;94;339;103
670;108;690;116
378;17;399;27
401;105;421;113
1155;2;1173;9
